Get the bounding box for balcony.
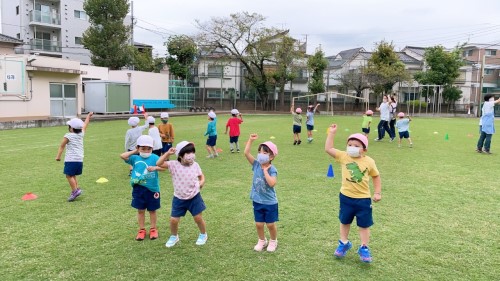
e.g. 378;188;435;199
30;38;62;53
29;10;61;27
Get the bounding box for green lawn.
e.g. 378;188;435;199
0;114;498;281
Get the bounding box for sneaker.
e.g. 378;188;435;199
214;153;219;157
334;240;352;258
297;140;302;145
149;228;158;240
206;154;214;158
374;138;381;142
135;229;146;241
293;141;297;145
254;239;268;251
230;149;234;153
357;245;373;263
67;188;82;202
237;149;240;153
390;138;395;142
308;138;313;143
267;239;278;252
484;150;492;154
195;233;208;245
165;235;179;248
476;149;483;153
410;143;413;148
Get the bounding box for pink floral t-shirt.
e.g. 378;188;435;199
167;161;203;200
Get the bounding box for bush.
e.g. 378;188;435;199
406;100;428;108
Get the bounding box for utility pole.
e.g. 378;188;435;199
130;1;135;70
477;50;485;117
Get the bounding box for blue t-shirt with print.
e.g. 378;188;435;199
250;161;278;205
125;154;160;192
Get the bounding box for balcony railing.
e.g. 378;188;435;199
30;38;62;53
29;10;61;25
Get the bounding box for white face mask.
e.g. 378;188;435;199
140;152;152;158
346;146;361;158
183;153;196;164
257;153;270;164
490;98;495;102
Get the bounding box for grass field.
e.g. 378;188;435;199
0;114;499;281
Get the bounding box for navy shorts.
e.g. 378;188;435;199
362;128;370;134
338;193;373;228
293;125;302;134
399;131;410;139
64;162;83;176
131;185;161;211
253;201;279;223
171;192;206;217
153;149;161;156
161;142;173;154
229;136;239;143
206;135;217;146
306;124;314;131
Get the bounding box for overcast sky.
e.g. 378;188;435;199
132;0;500;57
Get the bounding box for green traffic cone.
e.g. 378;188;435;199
445;133;449;140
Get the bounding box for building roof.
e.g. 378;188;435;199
0;33;23;45
357;51;421;64
327;47;365;68
463;43;500;50
133;42;153;48
402;46;426;57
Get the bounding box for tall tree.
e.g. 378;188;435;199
129;46;154;72
165;35;197;80
336;68;370;108
195;12;285;110
307;48;328;95
364;40;410;97
83;0;131;70
269;35;303;111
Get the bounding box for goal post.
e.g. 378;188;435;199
292;92;369;116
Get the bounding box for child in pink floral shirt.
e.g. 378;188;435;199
157;141;207;248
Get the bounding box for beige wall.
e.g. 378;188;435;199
0;43;18;55
81;65;109;80
108;70;169;100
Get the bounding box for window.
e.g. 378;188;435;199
485;50;497;56
207;65;223;77
16;33;20;39
463;50;473;57
207;89;223;98
74;10;87;20
484;69;494;75
75;37;83;45
16;6;19;15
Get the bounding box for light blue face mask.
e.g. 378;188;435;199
257;153;270;164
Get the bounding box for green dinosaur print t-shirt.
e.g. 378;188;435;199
334;151;379;198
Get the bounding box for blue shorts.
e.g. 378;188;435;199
64;162;83;176
362;128;370;134
171;192;206;217
253;201;279;223
399;131;410;139
293;125;302;134
161;142;173;154
338;193;373;228
206;135;217;146
306;124;314;131
229;136;239;143
131;184;161;211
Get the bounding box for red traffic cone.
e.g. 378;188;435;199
22;192;38;201
133;105;138;114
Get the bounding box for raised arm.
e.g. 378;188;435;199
156;147;176;168
325;124;339;158
314;103;320;112
244;134;258;165
120;148;138;161
82;112;93;132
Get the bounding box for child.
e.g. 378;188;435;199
395;112;413;148
158;112;175;155
290;102;303;145
56;112;93;202
244;134;279;252
120;135;163;241
205;111;219;158
306;103;320;143
125;113;149;174
325;125;381;263
147;116;163;156
225;108;244;153
362;110;373;137
156;141;208;247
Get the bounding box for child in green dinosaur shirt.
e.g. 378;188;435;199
325;124;381;263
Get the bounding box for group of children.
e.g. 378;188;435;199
362;105;413;148
56;105;388;263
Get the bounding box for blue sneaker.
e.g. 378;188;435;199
357;245;373;263
195;233;208;245
165;235;179;248
334;240;352;258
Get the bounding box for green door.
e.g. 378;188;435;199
106;84;130;112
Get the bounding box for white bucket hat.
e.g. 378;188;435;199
208;111;216;119
147;116;155;124
67;118;84;129
160;112;169;119
175;141;194;156
230;109;239;115
137;135;154;147
128;117;140;126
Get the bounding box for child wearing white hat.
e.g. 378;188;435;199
124;113;149;175
158;112;175;155
120;135;164;241
156;141;208;247
56;112;93;202
225;109;243;153
147;116;163;156
205;111;219;158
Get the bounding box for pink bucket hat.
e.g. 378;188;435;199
260;141;278;156
398;112;405;118
347;133;368;149
365;110;373;115
295;108;302;114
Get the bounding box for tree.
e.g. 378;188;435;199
165;35;197;80
442;85;462;110
195;12;287;110
307;48;328;96
129;46;154;72
336;68;370;108
269;35;303;111
364;40;410;98
83;0;131;70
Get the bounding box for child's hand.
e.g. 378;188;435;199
328;124;337;135
147;166;157;172
167;147;176;155
373;193;382;202
249;133;258;141
56;157;61;161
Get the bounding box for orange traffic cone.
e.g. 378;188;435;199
22;192;38;201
